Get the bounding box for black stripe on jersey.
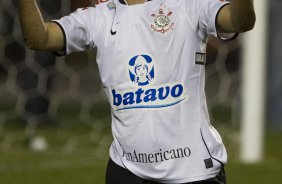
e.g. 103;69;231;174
200;128;224;167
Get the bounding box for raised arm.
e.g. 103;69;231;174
18;0;64;51
217;0;256;33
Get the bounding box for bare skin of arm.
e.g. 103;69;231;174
18;0;64;51
217;0;256;33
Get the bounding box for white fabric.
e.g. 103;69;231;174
54;0;233;183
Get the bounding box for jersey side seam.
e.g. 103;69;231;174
181;0;208;42
180;0;199;34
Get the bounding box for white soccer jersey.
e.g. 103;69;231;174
54;0;237;183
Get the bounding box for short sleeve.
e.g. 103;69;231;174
184;0;238;40
52;7;99;56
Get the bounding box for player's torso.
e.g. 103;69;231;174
88;1;226;182
93;0;206;109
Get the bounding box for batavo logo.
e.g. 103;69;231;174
111;54;187;111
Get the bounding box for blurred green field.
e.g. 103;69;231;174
0;123;281;184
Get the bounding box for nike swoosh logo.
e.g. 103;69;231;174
111;30;116;35
111;22;119;35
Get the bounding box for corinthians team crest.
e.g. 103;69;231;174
128;55;155;86
151;4;174;34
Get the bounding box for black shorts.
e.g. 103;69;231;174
106;158;226;184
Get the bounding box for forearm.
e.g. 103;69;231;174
18;0;49;50
229;0;256;32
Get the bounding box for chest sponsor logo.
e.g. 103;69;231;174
151;4;174;34
111;54;187;111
